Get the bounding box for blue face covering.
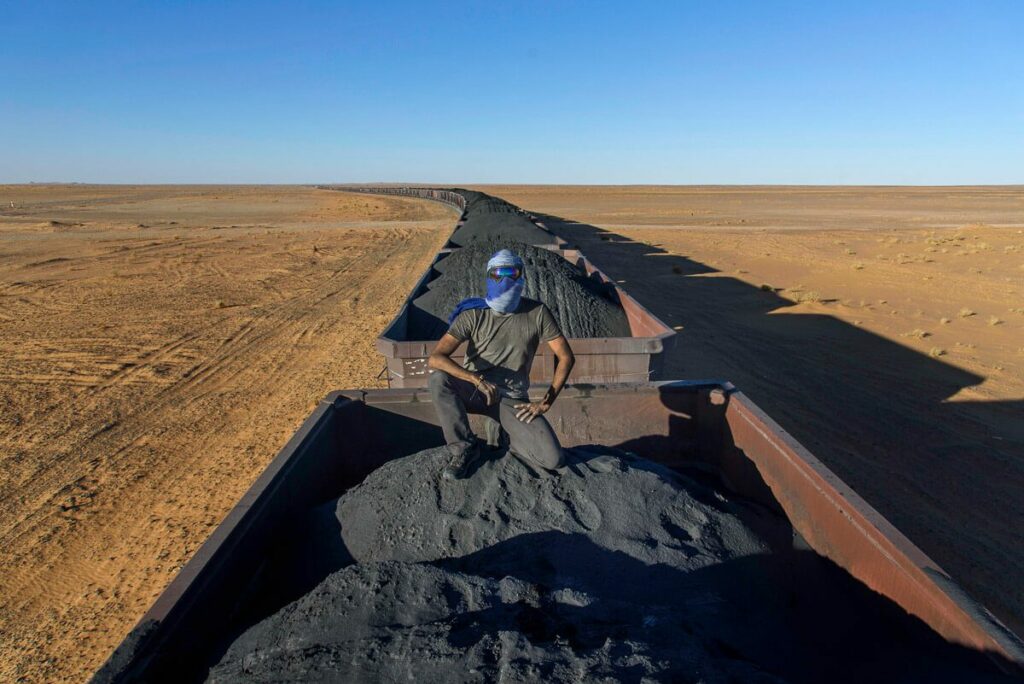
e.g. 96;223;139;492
485;250;525;314
447;249;526;324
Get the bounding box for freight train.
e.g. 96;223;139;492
93;188;1024;682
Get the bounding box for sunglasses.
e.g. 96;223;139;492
487;265;523;281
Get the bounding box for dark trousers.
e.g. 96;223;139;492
428;370;565;471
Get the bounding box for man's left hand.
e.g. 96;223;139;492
513;401;550;424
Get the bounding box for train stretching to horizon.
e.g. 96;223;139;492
93;187;1024;682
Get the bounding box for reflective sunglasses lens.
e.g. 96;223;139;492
488;266;521;280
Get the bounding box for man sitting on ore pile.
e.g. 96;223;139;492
428;249;575;480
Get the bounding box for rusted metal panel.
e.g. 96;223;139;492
721;391;1024;667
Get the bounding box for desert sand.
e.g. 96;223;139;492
0;186;454;682
1;184;1022;681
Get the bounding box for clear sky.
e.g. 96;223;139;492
2;1;1022;184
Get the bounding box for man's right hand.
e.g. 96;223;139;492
474;376;499;406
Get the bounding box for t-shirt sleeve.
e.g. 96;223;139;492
447;310;473;341
538;304;563;342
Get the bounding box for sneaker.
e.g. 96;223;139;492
442;443;480;480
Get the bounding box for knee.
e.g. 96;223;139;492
529;435;564;471
541;446;566;471
427;369;451;394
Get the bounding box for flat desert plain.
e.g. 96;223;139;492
0;186;454;682
1;184;1023;681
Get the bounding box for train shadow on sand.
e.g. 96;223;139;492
533;211;1024;639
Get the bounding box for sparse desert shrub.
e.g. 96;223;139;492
795;291;822;303
958;308;975;318
852;262;864;270
902;329;930;339
988;316;1003;326
760;284;773;292
940;317;951;324
929;347;946;357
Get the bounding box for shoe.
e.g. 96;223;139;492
442;443;479;480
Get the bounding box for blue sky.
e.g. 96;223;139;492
2;1;1021;184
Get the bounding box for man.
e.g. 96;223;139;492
427;248;575;480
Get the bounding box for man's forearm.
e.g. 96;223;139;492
428;353;481;386
542;356;574;405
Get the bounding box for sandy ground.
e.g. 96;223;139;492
0;186;454;683
476;185;1024;639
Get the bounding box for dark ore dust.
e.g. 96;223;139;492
208;446;1013;684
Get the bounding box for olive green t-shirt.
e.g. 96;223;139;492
447;298;562;399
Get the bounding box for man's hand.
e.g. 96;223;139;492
474;377;499;406
514;401;550;423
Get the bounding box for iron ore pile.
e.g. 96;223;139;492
447;190;558;248
208;446;779;682
402;189;632;340
409;239;632;340
207;445;1004;684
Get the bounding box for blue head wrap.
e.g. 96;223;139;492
447;249;526;324
484;249;525;314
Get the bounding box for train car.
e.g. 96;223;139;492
92;382;1024;682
